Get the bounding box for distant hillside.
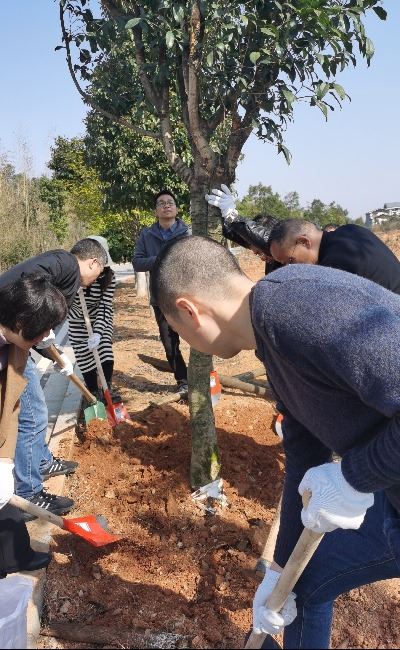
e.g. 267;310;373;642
376;229;400;259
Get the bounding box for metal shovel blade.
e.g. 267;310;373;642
83;400;107;425
62;514;123;547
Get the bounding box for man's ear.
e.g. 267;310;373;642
175;297;201;326
298;235;312;249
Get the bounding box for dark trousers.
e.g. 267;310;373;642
0;504;34;577
283;492;400;648
153;306;187;383
82;360;114;393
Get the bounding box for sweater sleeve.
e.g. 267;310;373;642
337;309;400;493
132;231;157;272
273;411;332;567
93;276;116;337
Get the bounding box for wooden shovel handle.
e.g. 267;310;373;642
48;345;97;404
78;289;109;394
245;491;324;649
9;494;64;528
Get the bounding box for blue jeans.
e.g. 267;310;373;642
14;356;53;498
283;491;400;649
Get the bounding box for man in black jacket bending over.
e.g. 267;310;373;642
0;238;107;518
268;219;400;294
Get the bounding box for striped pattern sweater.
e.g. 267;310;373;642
68;276;116;373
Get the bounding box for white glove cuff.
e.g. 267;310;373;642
224;208;239;223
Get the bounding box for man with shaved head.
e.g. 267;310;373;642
151;235;400;649
268;220;400;293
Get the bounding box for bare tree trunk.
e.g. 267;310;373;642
187;177;223;487
188;348;220;488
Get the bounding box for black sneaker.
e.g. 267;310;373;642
41;457;79;480
22;489;74;522
0;551;52;579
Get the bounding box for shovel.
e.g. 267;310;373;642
78;288;131;426
47;345;107;425
10;494;122;548
245;491;324;649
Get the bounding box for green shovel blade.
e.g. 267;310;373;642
84;400;107;424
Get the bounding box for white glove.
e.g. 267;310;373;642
0;462;15;510
53;352;74;377
253;568;297;635
35;329;56;349
205;184;238;222
299;461;374;534
87;333;101;350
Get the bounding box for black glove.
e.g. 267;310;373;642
223;216;277;253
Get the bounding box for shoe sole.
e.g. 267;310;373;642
42;468;78;480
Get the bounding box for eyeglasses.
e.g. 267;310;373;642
156;200;176;208
94;258;105;273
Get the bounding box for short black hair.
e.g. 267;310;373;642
269;219;318;246
154;189;177;208
151;235;244;316
0;274;67;340
70;238;108;266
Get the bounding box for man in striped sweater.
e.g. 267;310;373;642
151;235;400;650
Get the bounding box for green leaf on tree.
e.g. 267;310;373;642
166;30;175;48
282;88;296;108
249;51;260;64
373;6;387;20
332;83;346;100
125;17;141;29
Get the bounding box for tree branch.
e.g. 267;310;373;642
159;116;193;184
207;89;238;133
187;1;214;168
59;2;159;140
225;63;277;174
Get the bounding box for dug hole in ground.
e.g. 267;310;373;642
39;238;400;650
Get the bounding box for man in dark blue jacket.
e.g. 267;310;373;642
151;235;400;650
132;190;189;394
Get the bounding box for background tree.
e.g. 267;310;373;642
41;135;158;260
237;183;291;219
58;0;387;488
0;149;70;270
237;183;349;226
304;197;348;227
84;38;190;212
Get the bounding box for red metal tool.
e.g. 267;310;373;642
10;495;122;547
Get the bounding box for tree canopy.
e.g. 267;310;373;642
59;0;387;193
58;0;388;487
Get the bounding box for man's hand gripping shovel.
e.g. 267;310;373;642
245;491;324;649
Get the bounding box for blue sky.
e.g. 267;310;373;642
0;1;398;219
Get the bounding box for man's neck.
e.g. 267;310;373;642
221;277;257;351
158;218;176;231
